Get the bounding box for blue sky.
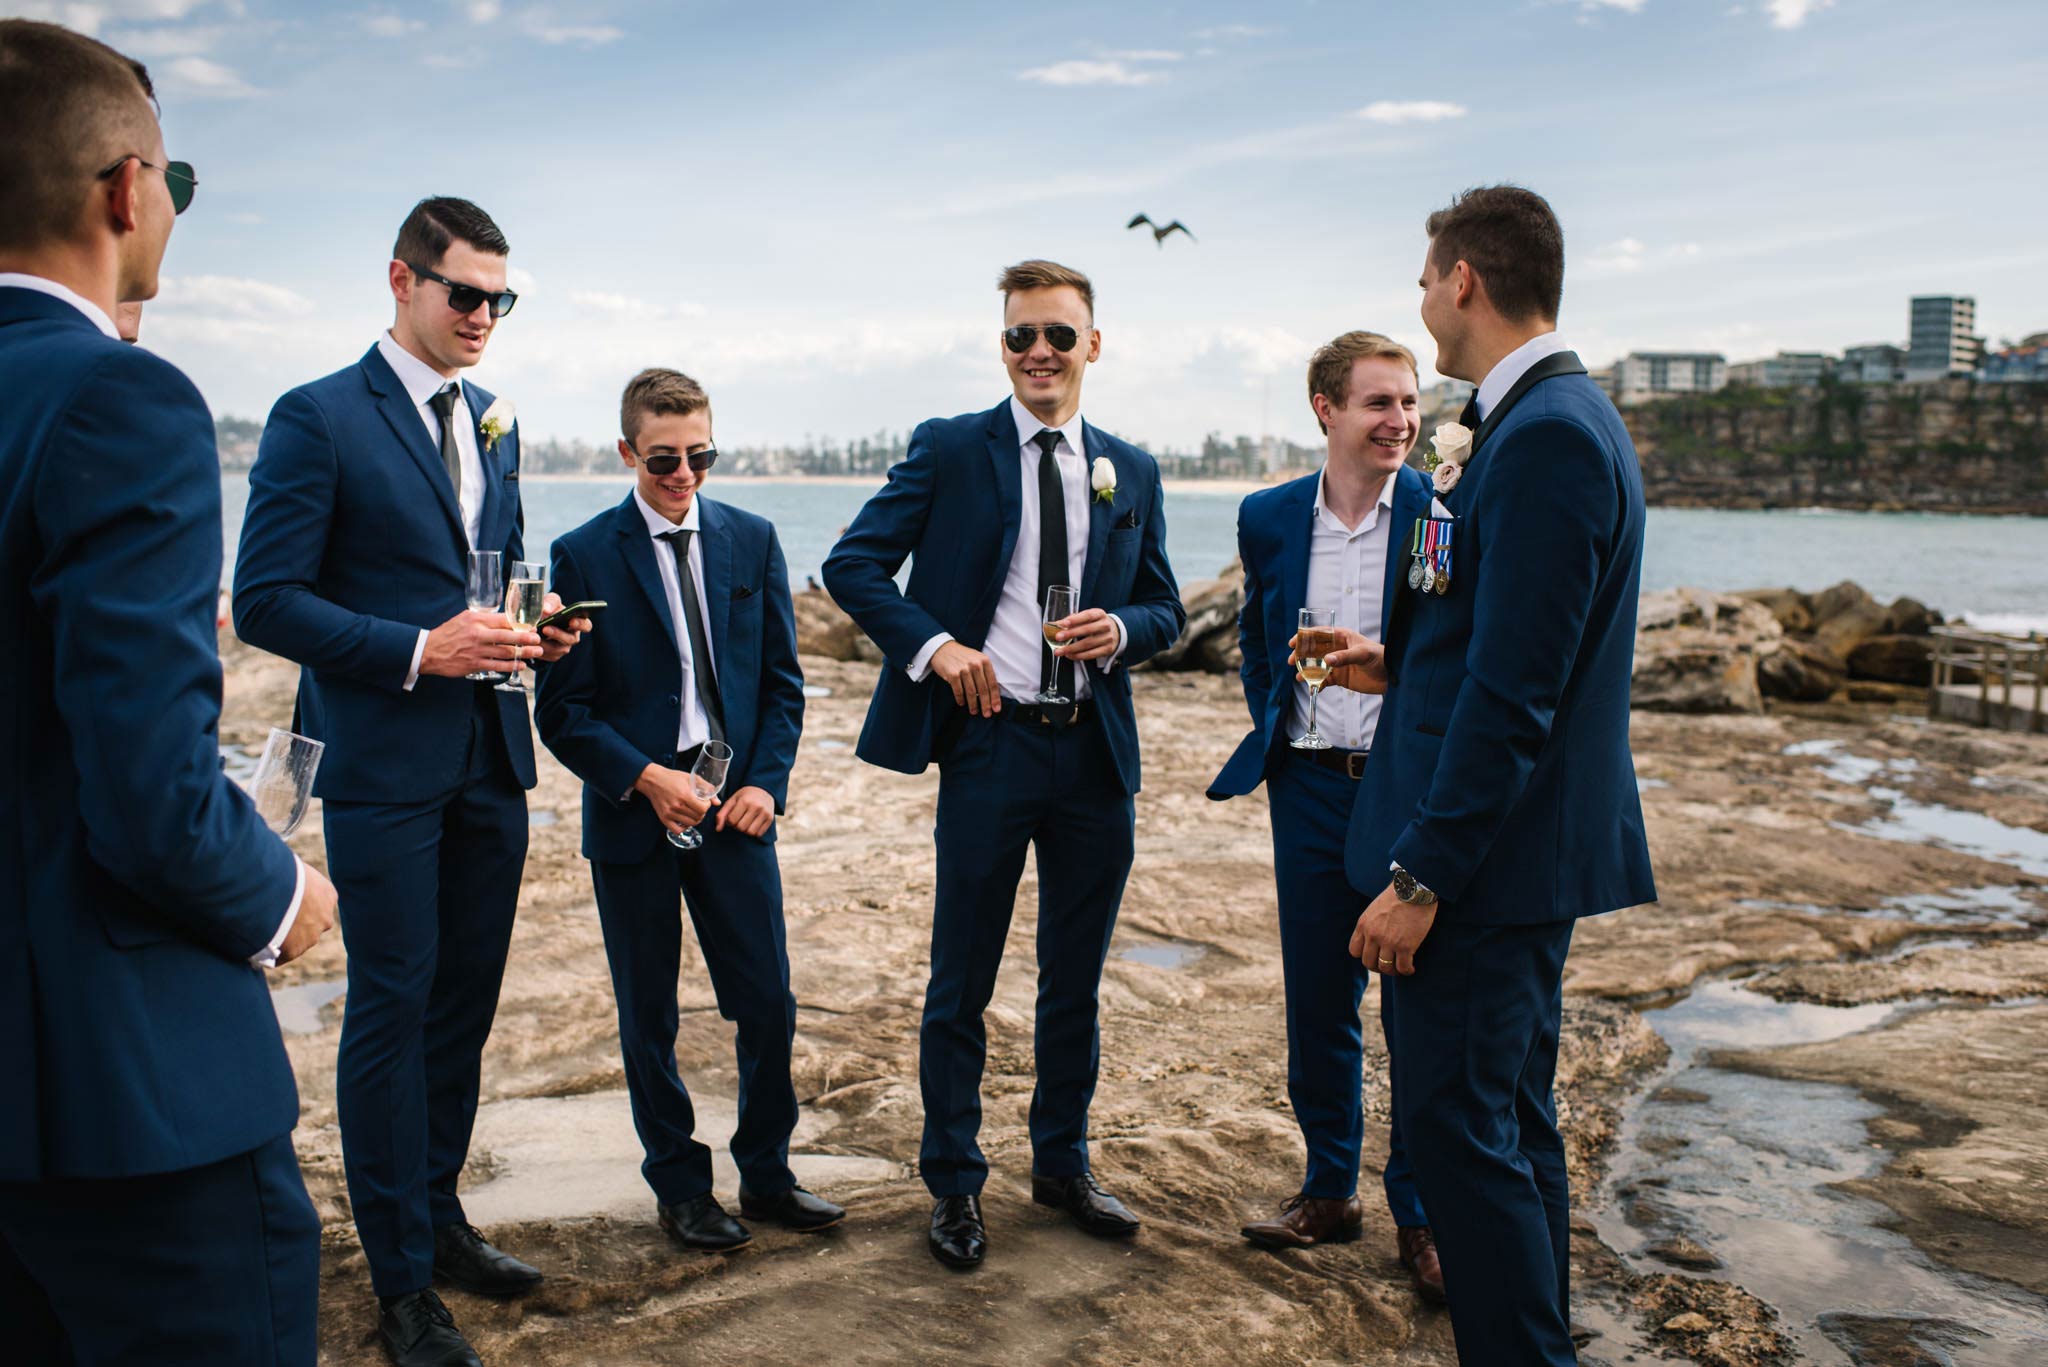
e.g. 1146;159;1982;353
20;0;2047;449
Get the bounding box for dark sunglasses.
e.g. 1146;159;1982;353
407;263;519;319
629;442;718;476
96;154;197;214
1003;324;1084;354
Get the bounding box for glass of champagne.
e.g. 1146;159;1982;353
247;727;324;836
465;549;505;681
1291;608;1339;752
666;740;733;851
1038;584;1077;704
496;560;546;695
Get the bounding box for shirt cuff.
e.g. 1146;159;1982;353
1094;613;1128;673
402;628;429;691
907;632;953;682
249;857;306;970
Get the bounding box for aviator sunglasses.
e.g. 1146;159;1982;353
628;442;719;476
1003;324;1086;354
96;154;197;214
407;263;520;319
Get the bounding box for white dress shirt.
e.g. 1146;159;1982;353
1289;467;1395;752
377;332;489;690
907;395;1125;700
635;488;719;752
1475;331;1572;422
0;272;119;338
0;272;306;964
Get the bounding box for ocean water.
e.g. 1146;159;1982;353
218;475;2048;631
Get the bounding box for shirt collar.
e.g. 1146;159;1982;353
377;330;464;410
1475;332;1572;422
0;273;119;339
1009;394;1086;459
1312;463;1398;532
634;486;703;536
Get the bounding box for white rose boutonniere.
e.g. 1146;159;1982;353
1090;455;1118;504
1432;460;1464;494
1423;421;1472;474
479;397;516;453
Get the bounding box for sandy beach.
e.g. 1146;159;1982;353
221;631;2048;1366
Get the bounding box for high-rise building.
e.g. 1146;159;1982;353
1907;295;1978;379
1614;352;1727;404
1840;343;1907;385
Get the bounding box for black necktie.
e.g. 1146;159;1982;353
1034;428;1073;723
657;528;725;745
427;383;465;528
1457;392;1481;433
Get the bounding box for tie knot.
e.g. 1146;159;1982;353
660;527;693;548
430;383;461;417
1033;428;1063;459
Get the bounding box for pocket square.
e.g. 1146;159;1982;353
1114;509;1140;530
503;468;519;482
731;585;756;601
1429;496;1455;519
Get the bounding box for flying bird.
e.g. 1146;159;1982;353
1127;213;1195;246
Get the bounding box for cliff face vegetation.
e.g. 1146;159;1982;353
1626;379;2048;514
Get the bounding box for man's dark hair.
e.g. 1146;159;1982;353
0;20;158;252
1425;185;1565;324
392;196;509;269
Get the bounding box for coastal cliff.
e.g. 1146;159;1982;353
1626;379;2048;515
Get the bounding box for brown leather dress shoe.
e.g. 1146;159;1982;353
1240;1193;1364;1249
1397;1224;1448;1304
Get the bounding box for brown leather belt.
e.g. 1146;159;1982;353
1300;746;1369;779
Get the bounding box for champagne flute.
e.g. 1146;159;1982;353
247;727;324;837
495;560;546;695
464;549;505;681
1291;608;1338;752
1038;584;1077;704
666;740;733;851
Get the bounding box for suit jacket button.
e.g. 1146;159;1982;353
668;694;680;705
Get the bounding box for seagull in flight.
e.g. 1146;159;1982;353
1127;213;1195;246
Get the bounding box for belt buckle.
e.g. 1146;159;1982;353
1345;750;1368;780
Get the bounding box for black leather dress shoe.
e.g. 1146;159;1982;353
928;1194;986;1269
378;1289;482;1367
1031;1172;1140;1237
658;1194;753;1251
739;1183;846;1231
433;1222;542;1297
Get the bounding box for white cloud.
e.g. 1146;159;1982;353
10;2;210;36
1017;60;1163;87
1103;49;1183;62
1356;100;1468;125
1582;237;1703;276
163;56;260;97
1584;0;1647;12
463;0;501;21
99;23;230;56
363;12;424;37
147;275;316;344
569;291;706;320
1192;24;1274;40
516;8;622;44
1765;0;1834;28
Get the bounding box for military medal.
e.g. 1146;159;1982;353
1419;519;1439;592
1407;517;1426;590
1433;520;1454;594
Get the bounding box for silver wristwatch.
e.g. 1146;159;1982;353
1391;864;1437;907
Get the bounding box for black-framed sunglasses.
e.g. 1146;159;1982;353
628;442;718;476
406;263;519;319
96;154;197;214
1003;324;1085;354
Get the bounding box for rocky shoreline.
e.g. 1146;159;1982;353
222;583;2048;1366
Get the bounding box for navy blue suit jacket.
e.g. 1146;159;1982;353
0;287;302;1180
233;345;536;803
821;400;1185;795
536;494;804;864
1209;464;1431;799
1346;357;1656;923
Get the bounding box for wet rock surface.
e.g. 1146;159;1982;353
217;626;2048;1365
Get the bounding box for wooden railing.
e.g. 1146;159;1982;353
1929;625;2047;732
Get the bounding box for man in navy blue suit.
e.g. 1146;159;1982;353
1327;186;1657;1364
536;368;845;1252
824;260;1185;1269
234;197;588;1367
1208;332;1445;1301
0;21;339;1363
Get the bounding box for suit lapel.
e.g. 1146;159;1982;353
978;403;1025;628
1382;467;1429;630
1077;433;1117;608
613;495;679;655
700;498;732;663
464;382;502;551
361;348;465;550
1277;474;1316;640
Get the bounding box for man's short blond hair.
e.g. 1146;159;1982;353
620;367;710;444
1306;331;1418;434
996;259;1095;320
